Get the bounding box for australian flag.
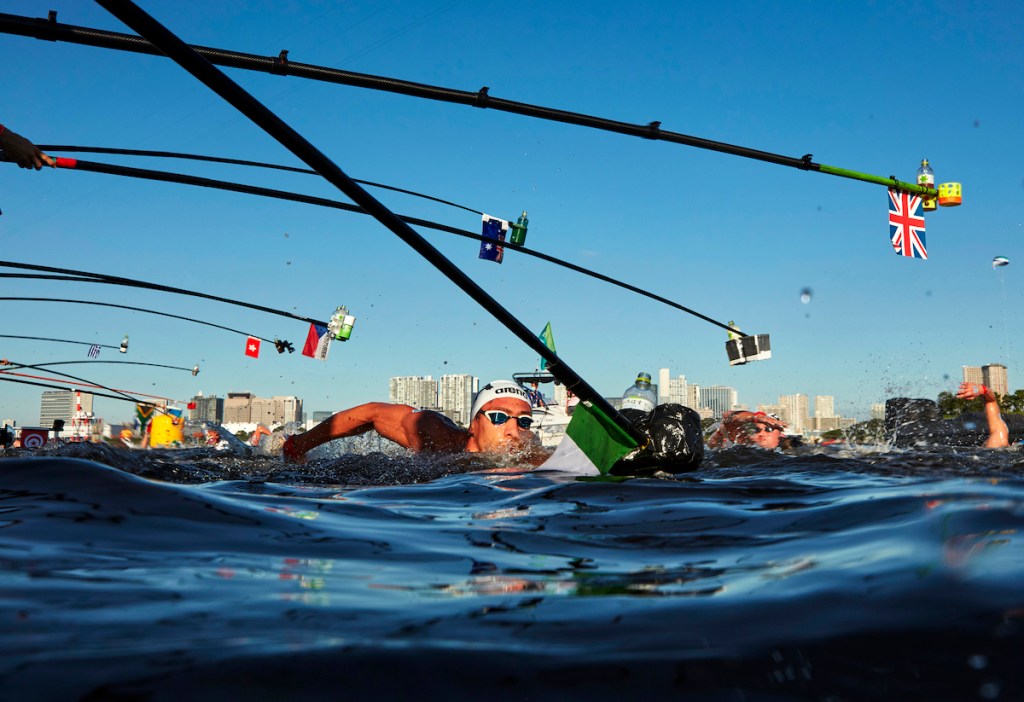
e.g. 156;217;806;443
87;344;101;358
888;188;927;259
479;214;508;263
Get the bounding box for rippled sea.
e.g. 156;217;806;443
4;439;1024;701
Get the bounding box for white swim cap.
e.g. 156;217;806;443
470;380;531;419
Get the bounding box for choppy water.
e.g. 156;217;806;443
3;440;1024;701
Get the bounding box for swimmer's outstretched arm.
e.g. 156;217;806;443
957;383;1009;448
289;403;468;457
290;403;418;456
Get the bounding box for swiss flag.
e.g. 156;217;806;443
245;336;261;358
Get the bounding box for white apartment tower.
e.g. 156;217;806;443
962;364;1009;396
814;395;835;418
983;364;1009;396
438;374;479;426
779;393;810;433
389;376;438;409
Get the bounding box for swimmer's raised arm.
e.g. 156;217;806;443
956;383;1009;448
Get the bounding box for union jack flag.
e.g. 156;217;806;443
888;188;927;259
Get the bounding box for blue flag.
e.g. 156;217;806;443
479;214;508;263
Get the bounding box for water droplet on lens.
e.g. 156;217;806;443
943;374;950;380
964;421;978;431
286;261;291;266
800;288;812;304
968;654;988;670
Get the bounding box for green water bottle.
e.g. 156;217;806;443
510;211;528;245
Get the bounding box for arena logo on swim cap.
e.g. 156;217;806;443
471;380;531;419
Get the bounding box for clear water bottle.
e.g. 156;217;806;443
621;372;656;413
916;159;936;211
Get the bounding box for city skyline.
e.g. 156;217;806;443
1;2;1019;439
3;359;1014;430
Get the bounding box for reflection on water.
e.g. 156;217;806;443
2;442;1024;699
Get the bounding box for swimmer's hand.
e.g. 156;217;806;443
0;128;54;169
957;382;997;403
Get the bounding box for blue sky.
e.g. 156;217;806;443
2;0;1022;427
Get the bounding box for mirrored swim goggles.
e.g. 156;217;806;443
743;423;779;436
481;410;534;429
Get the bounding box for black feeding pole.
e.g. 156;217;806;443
95;0;645;445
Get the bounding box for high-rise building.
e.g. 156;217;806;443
983;364;1009;396
189;393;223;423
658;368;671;404
814;396;835;418
870;403;886;420
699;386;738;419
223;392;302;425
962;366;984;386
438;374;479;425
962;364;1009;396
224;392;255;423
389;376;438;409
663;373;691;406
274;396;303;425
686;384;701;410
778;393;809;433
39;390;93;427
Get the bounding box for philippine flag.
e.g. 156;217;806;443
301;323;331;361
245;336;261;358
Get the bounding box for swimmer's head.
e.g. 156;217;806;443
469;380;534;453
471;380;531;418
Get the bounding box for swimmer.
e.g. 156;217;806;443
707;410;788;449
0;125;54;169
280;380;548;464
955;382;1009;448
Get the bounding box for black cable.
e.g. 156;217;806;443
0;11;817;172
37;144;483;215
96;0;645;444
9;359;198;374
0;297;273;342
0;247;328;329
0;360;141;403
7;156;737;334
0;333;121;350
0;273;105;283
0;374;143;404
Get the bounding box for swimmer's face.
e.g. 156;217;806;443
744;422;782;449
471;398;535;453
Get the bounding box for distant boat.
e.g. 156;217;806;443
513;372;571;448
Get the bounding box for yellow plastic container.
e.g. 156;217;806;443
938;182;962;207
149;412;184;448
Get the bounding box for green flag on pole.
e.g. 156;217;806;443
538;322;556;370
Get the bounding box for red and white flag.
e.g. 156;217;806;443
19;428;49;449
244;336;261;358
301;323;331;361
